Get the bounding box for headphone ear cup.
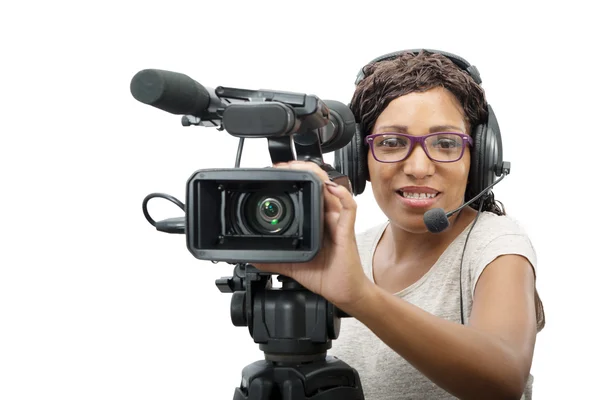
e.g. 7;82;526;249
334;123;368;196
467;104;503;204
467;123;486;202
484;104;503;180
354;123;369;191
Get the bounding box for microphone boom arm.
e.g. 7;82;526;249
448;161;511;219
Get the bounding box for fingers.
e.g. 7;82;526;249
273;160;342;211
325;182;357;241
253;262;293;277
322;180;343;214
272;160;354;241
273;160;330;182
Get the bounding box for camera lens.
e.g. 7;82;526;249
239;193;294;235
258;198;283;222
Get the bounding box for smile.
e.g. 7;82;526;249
398;191;439;199
395;187;441;208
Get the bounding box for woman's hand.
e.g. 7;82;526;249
252;160;372;309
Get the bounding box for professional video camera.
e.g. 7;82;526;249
131;69;365;400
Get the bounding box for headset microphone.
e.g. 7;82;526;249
423;162;511;233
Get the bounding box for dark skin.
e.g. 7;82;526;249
254;87;537;399
371;206;477;294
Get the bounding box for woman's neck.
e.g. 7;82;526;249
385;207;479;264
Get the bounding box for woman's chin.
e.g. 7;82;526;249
387;214;433;234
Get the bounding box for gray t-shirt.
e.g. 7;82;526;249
329;211;537;399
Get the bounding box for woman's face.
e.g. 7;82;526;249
367;86;471;233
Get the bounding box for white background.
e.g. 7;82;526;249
1;1;598;399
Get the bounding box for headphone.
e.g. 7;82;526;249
334;49;506;209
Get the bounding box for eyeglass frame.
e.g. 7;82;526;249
364;132;474;163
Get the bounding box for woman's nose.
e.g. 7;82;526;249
402;144;435;179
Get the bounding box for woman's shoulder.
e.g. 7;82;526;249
469;211;532;242
464;211;538;278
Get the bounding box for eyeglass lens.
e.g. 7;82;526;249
371;133;466;162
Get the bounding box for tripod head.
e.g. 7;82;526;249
217;264;343;361
216;264;363;399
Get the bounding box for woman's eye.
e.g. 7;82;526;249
433;139;459;148
379;138;406;147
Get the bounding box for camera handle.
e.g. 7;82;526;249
261;128;352;193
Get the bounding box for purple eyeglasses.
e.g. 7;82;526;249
364;132;473;163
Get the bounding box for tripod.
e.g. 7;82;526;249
217;264;365;400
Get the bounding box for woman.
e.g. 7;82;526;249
255;50;545;399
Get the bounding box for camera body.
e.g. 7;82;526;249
131;69;356;264
186;168;323;263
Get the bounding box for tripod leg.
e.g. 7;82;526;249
234;376;307;400
233;377;273;400
233;358;364;400
281;379;308;400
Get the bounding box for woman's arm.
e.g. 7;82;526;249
343;254;537;400
252;161;538;399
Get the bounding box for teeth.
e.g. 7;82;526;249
401;191;437;199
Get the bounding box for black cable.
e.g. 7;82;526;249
142;192;185;227
459;196;486;325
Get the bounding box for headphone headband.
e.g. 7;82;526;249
354;48;482;86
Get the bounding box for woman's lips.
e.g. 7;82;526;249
396;187;440;209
